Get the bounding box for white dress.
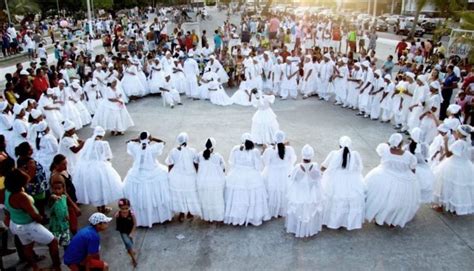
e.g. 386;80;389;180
11;118;29;150
171;63;187;94
321;149;366;230
405;143;435;203
73;139;123;206
433;139;474;215
251;95;280;145
147;64;164;94
196;152;226;222
365;144;420;227
183;58;200;98
0;112;15;157
123;142;172;227
68;87;92;126
208;81;233;106
83;82;103;115
33;132;58;180
262;146;297;218
56;87;83;130
165;146;202;216
224;146;270;226
38;95;64;139
121;65;146;97
231;80;255;106
91;87;134;132
286;163;324;238
58;135;81;174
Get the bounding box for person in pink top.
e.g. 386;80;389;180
269;17;280;40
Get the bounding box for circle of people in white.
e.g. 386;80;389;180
1;50;473;238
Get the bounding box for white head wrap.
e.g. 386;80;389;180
12;104;23;115
177;132;188;145
374;69;382;77
449;140;468;157
36;121;48;133
91;79;98;85
58;79;66;85
241;132;252;143
447;104;461;115
301;144;314;160
388;133;403;148
274;130;286;144
361;61;370;68
416;74;428;84
444;118;460;131
93;126;106;138
384;74;392;81
339;136;352;149
457;125;472;137
410;127;422;144
188;52;194;57
46;88;55;95
71;82;80;89
437;123;449;133
354;63;361;68
342;57;348;64
429;81;441;91
95;63;102;68
30;109;42;119
65;61;72;66
323;53;330;59
20;70;29;76
405;72;415;80
206;137;216;148
63;120;75;131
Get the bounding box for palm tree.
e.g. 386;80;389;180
408;0;427;39
7;0;40;15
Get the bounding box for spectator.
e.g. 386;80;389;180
32;68;49;101
382;55;395;76
440;65;460;120
4;169;61;271
214;30;222;54
395;39;408;61
63;213;112;271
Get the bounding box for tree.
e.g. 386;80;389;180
7;0;41;15
408;0;427;39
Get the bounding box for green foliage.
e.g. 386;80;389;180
93;0;114;10
8;0;41;15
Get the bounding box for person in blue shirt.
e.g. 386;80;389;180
440;65;460;120
213;30;222;54
63;213;111;271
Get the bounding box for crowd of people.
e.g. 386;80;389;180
0;4;473;270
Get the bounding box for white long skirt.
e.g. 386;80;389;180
197;164;225;222
263;165;292;218
251;108;280;145
224;166;270;226
121;74;146;97
433;156;474;215
73;101;92;126
61;101;83;130
123;165;172;227
91;101;134;132
416;163;435;204
168;170;202;216
231;89;252;106
322;169;366;230
209;88;233;106
365;167;420;227
73;160;123;206
286;182;324;238
84;93;102;115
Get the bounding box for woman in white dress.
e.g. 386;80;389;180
147;58;164;94
121;59;146;98
196;138;226;222
405;128;435;203
419;81;442;144
346;63;363;110
280;58;298;100
407;75;429;131
165;132;202;221
207;55;229;84
379;74;394;123
73;126;123;213
123;131;172;227
301;55;316;98
38;89;64;139
433;125;474;215
91;79;134;136
208;80;233;106
251;91;280;145
69;81;92;126
286;144;324;238
32;121;58;180
134;60;149;96
58;120;84;174
365;133;420;227
231;76;257;106
171;58;187;94
321;136;365;230
11;104;29;151
56;80;83;130
0;101;15;157
428;123;455;168
83;79;103;115
262;131;296;218
224;133;270;226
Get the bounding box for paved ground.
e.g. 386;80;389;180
1;7;473;271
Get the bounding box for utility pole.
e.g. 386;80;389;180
86;0;93;35
401;0;405;15
368;0;371;14
391;0;395;14
4;0;11;24
373;0;377;17
56;0;60;16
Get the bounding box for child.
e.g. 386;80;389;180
49;182;71;249
115;198;138;267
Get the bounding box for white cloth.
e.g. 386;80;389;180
197;152;226;222
251;95;280;144
91;87;134;132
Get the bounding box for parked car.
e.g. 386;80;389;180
374;20;388;32
421;21;437;34
396;22;424;37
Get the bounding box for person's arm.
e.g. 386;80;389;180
69;139;85;153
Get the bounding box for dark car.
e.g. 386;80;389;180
375;21;388;32
421;21;437;34
396;22;424;37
